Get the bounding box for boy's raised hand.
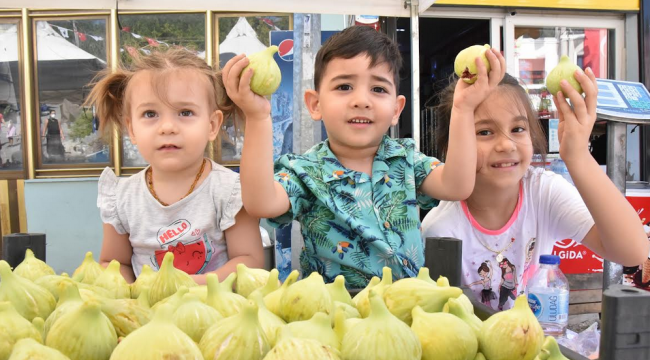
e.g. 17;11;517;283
452;48;506;113
552;67;598;164
222;54;271;122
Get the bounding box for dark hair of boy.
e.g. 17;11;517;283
313;26;403;93
433;73;547;162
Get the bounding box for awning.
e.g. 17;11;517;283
8;0;438;17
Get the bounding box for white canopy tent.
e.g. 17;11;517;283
10;1;437;17
197;17;268;68
0;22;105;105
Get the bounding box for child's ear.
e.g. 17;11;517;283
304;90;322;121
208;110;224;141
126;117;137;145
392;95;407;126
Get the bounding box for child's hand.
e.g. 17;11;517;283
552;67;598;164
452;48;506;113
222;54;271;122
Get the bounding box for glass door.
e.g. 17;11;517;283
504;14;624;157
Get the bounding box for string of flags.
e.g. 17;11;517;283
50;24;104;42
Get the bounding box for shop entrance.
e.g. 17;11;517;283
397;17;491;158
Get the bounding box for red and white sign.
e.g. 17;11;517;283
551;188;650;274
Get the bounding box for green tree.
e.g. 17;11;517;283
70;109;93;140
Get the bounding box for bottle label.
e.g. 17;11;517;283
527;292;569;323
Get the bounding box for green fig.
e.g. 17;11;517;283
0;302;43;360
383;277;462;325
236;263;272;298
326;275;353;306
479;295;544;360
147;252;196;305
264;337;341;360
72;252;104;284
0;261;55;322
7;338;70;360
412;306;478;360
109;303;202;360
534;336;570;360
13;249;55;281
46;300;117;360
354;267;392;318
444;297;483;338
280;272;332;322
130;264;156;299
172;293;221;343
242;46;281;96
546;55;583;97
341;289;421;360
93;260;131;299
199;301;270;360
264;270;299;317
454;44;491;84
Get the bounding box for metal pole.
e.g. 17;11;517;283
603;121;628;289
409;0;420;149
110;9;121;176
21;8;36;180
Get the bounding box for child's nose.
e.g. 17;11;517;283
351;90;371;109
495;134;516;152
158;115;178;134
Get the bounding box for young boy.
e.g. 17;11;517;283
223;26;504;287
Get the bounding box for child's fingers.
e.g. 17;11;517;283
553;93;573;125
239;68;254;94
222;54;245;83
560;79;588;125
474;55;488;87
487;49;505;88
225;56;250;93
580;68;598;118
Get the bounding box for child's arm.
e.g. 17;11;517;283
222;54;291;219
99;223;136;283
190;207;265;285
420;49;506;200
554;68;649;266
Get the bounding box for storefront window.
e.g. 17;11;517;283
34;19;108;166
0;23;24;171
215;15;290;164
118;13;206;167
514;27;610;118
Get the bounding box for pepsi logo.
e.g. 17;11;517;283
278;39;294;62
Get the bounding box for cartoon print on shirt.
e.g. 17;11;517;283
151;219;213;274
468;260;497;307
519;237;537;294
498;257;518;311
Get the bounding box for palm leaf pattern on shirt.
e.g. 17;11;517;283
332;190;362;220
376;191;408;224
340;265;374;289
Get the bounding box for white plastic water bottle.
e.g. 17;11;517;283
526;254;569;337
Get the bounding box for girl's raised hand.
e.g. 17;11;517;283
222;54;271;122
452;48;506;113
552;67;598;164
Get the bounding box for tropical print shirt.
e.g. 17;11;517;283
268;135;441;288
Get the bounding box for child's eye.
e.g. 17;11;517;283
372;87;388;94
336;84;352;91
477;129;492;136
179;110;193;117
512;127;526;133
143;111;157;118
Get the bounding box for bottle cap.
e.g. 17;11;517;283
539;254;560;265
